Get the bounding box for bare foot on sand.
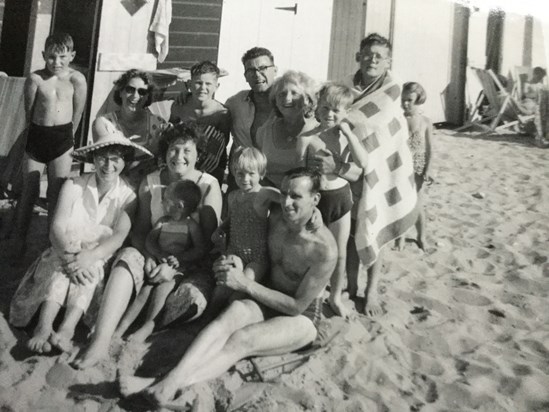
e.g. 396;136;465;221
142;378;183;407
127;321;155;343
362;294;384;317
118;374;155;398
27;327;52;353
329;295;350;318
395;237;405;251
70;343;108;369
417;237;427;252
49;331;74;353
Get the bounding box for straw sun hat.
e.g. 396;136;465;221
72;125;153;163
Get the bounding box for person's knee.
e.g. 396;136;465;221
218;299;259;327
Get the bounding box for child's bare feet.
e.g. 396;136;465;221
70;342;108;369
328;295;350;318
395;237;405;251
362;295;384;317
417;237;427;252
127;321;155;343
49;331;74;353
27;327;52;353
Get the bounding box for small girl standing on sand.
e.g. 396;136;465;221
396;82;433;251
212;148;276;290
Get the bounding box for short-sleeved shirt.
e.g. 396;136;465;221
225;89;275;149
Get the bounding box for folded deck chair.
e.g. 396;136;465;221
458;68;534;134
0;76;27;196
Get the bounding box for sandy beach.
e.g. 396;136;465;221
1;129;548;411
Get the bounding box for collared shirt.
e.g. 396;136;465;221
225;90;256;148
76;173;136;228
225;89;275;149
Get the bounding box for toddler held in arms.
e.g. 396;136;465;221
115;180;207;342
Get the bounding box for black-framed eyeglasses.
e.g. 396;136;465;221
244;65;274;77
124;85;149;96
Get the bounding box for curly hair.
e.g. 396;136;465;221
402;82;427;105
158;120;203;162
359;33;392;55
269;70;317;119
241;47;274;65
112;69;153;107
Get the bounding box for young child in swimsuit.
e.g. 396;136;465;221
115;180;207;342
396;81;433;251
10;32;87;256
212;147;277;292
298;83;369;318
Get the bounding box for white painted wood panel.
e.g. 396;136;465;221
216;0;333;103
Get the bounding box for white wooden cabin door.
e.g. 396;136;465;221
216;0;333;102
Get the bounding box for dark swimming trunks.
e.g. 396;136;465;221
317;183;353;225
25;122;74;164
261;297;323;330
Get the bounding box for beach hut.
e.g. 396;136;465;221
0;0;547;148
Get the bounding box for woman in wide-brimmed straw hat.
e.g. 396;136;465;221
73;120;223;369
9;128;147;354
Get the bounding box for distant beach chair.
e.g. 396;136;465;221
458;67;534;135
512;66;533;101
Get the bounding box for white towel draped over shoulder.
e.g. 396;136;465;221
149;0;172;63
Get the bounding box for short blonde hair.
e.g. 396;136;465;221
269;70;317;119
317;83;354;109
230;147;267;178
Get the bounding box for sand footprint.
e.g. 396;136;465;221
452;289;492;306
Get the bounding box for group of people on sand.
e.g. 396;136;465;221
6;31;435;406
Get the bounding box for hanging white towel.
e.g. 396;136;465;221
149;0;172;63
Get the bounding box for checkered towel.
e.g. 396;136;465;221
349;72;418;268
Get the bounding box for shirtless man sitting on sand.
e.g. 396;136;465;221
119;167;337;407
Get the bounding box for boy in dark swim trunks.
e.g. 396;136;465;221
10;33;87;255
298;83;368;318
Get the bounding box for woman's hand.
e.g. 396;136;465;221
72;249;98;272
62;249;97;275
68;268;95;286
147;262;178;284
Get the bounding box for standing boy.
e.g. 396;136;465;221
11;32;87;255
170;61;231;185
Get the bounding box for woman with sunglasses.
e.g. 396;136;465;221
92;69;167;187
